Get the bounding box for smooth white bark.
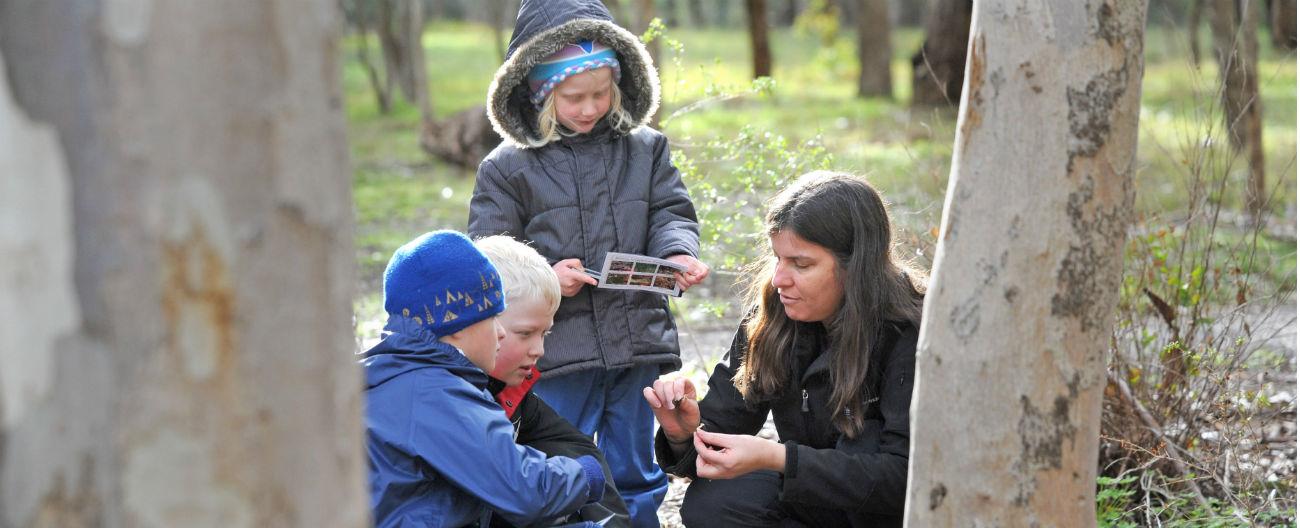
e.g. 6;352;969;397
0;2;367;526
905;0;1148;525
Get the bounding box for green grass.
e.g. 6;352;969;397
344;22;1297;333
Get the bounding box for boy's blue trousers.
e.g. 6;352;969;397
533;364;669;528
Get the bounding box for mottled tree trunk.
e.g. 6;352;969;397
1210;0;1267;217
746;0;774;78
0;1;367;526
905;0;1148;525
910;0;972;106
857;0;893;98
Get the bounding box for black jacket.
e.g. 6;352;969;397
488;375;631;528
471;0;699;377
655;320;919;528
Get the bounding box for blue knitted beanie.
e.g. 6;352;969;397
383;230;506;337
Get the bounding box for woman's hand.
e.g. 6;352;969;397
665;254;710;292
692;429;786;480
642;374;701;448
552;258;598;297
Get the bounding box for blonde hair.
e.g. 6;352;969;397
473;236;561;312
528;75;636;147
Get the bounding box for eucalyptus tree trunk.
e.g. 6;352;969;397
905;0;1148;525
910;0;972;106
856;0;893;98
0;2;367;526
1210;0;1267;218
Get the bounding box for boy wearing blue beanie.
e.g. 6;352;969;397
360;230;606;528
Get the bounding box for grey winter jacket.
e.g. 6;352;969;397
469;0;700;377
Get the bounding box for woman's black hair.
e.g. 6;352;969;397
736;171;926;437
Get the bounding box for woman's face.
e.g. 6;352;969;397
553;67;613;134
770;229;844;324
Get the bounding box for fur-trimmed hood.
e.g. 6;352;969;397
487;0;660;148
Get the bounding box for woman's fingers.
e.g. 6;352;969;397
641;386;665;409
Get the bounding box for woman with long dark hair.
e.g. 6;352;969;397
643;171;926;527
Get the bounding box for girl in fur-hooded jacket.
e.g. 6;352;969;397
469;1;707;526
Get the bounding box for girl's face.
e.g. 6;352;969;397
769;229;844;324
553;68;613;134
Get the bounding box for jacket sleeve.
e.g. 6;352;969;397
411;377;592;526
655;323;770;478
469;158;526;240
778;325;918;516
643;133;700;260
516;394;632;528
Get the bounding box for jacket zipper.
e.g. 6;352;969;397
801;389;810;412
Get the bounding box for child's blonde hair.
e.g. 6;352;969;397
473;236;562;312
528;78;636;148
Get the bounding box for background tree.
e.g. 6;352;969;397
746;0;774;78
1210;0;1267;218
910;0;973;106
856;0;892;98
379;0;434;120
635;0;664;128
1189;0;1206;64
779;0;802;26
892;0;926;26
687;0;706;27
905;0;1148;524
343;0;394;113
1271;0;1297;49
0;1;367;525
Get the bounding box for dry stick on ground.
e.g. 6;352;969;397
1108;371;1214;511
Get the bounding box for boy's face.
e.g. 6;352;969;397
554;68;613;134
443;316;505;373
489;297;555;387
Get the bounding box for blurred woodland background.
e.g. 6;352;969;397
341;0;1295;524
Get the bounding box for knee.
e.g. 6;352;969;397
680;478;780;527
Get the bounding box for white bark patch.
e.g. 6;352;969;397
103;0;154;47
123;429;253;528
0;52;80;428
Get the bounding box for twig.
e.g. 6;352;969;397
1108;371;1214;511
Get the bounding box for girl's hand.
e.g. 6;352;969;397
693;429;786;480
552;258;598;297
665;254;710;292
641;374;701;447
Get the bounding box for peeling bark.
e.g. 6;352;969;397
905;0;1148;524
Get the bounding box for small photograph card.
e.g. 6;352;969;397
590;252;687;297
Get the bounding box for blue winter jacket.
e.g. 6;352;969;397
361;317;598;528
